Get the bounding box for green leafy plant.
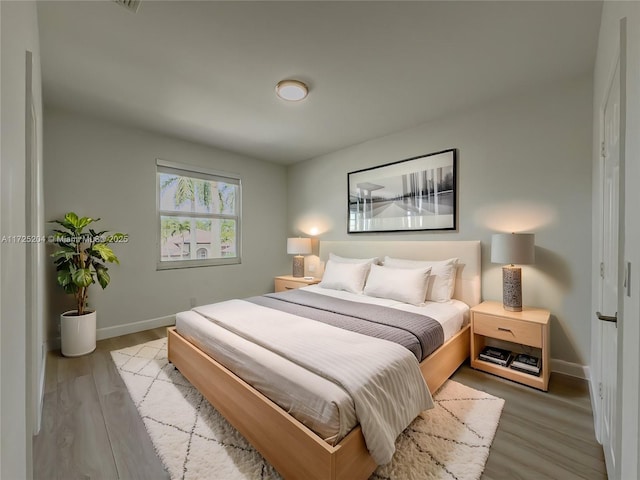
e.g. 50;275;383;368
51;212;126;316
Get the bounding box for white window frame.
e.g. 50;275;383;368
156;159;242;270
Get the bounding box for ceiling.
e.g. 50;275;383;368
37;1;602;164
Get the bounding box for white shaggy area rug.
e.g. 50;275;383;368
112;338;504;480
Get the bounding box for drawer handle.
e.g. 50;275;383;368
497;327;513;333
285;286;294;290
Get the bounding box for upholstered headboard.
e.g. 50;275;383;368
318;240;481;307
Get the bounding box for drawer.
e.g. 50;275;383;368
275;279;305;292
473;312;542;348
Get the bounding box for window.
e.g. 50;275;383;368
157;159;241;269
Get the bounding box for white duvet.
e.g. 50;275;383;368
193;299;433;465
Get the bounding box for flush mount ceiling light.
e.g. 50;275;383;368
275;80;308;102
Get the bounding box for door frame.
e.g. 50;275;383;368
591;16;639;480
591;34;620;448
614;17;640;480
599;51;621;478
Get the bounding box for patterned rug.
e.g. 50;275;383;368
112;338;504;480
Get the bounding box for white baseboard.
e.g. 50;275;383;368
47;314;176;351
588;369;602;444
96;315;176;341
550;358;589;380
35;343;46;435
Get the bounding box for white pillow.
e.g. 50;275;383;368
319;260;370;294
329;253;378;265
383;256;458;302
364;264;431;305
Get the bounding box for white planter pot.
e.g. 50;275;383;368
61;310;97;357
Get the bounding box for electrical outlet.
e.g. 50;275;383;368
190;297;197;308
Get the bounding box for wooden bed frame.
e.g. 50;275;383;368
167;240;481;480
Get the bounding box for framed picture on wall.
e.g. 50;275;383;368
347;149;457;233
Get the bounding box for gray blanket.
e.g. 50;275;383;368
246;289;444;361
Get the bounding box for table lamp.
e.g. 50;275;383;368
287;237;312;278
491;233;535;312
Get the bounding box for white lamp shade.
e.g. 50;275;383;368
287;237;312;255
491;233;535;265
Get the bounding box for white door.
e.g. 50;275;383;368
599;56;620;477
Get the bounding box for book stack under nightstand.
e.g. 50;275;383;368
478;346;512;367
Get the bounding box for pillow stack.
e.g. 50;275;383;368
383;256;458;303
363;263;431;305
318;254;377;294
318;253;459;305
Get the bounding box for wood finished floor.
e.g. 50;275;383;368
34;327;607;480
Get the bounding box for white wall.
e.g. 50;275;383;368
0;1;43;478
289;76;593;369
592;2;640;479
43;108;289;341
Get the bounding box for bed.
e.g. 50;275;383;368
167;240;481;480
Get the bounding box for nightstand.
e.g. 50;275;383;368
470;300;550;391
274;275;321;292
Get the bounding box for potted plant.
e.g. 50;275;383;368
51;212;125;357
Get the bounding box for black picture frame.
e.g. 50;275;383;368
347;149;457;233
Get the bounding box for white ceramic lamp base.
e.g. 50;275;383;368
502;266;522;312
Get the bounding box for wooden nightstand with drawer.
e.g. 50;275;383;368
274;275;321;292
471;300;550;391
